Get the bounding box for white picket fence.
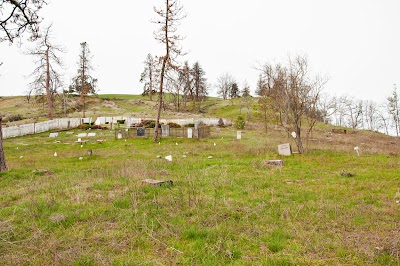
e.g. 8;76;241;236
2;117;231;139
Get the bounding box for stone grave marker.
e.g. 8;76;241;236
278;143;291;156
78;133;87;138
88;132;96;137
237;131;242;140
194;121;199;138
49;132;58;138
117;133;122;139
161;124;170;137
137;127;145;137
187;128;193;138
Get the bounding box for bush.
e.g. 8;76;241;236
117;119;125;124
218;118;225;127
186;123;195;127
141;120;160;128
235;116;246;129
167;122;181;128
5;114;24;122
77;124;91;130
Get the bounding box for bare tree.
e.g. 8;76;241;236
140;53;158;101
216;73;234;100
71;42;97;118
0;116;7;171
0;0;47;43
1;0;47;171
179;60;192;108
387;84;400;136
240;81;252;120
27;24;65;120
260;55;326;154
152;0;185;142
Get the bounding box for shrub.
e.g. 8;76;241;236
141;120;160;128
186;123;195;127
167;122;181;128
5;114;24;122
235;116;246;129
77;124;91;130
218;118;225;127
117;119;125;124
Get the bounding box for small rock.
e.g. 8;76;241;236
208;156;213;159
156;155;162;159
79;157;83;160
54;152;58;157
165;155;172;161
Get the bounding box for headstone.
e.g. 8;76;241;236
165;155;172;161
88;132;96;137
354;146;360;156
161;125;170;137
66;132;74;135
291;132;297;139
78;133;87;138
137;127;145;137
117;133;122;139
49;133;58;138
278;143;291;156
194;121;199;138
264;160;284;166
237;131;242;140
142;179;173;186
187;128;193;138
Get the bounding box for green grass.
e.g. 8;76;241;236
0;125;399;265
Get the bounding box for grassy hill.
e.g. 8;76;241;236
0;94;399;265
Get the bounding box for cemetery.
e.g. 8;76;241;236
1;115;399;265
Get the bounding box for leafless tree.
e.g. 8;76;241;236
387;85;400;136
71;42;97;118
140;53;158;101
27;24;65;120
0;0;47;43
260;55;326;154
0;0;47;171
0;116;6;171
152;0;185;142
216;73;234;100
240;80;252;121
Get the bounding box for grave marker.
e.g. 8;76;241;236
78;133;87;138
278;143;291;156
88;133;96;137
49;133;58;138
187;128;193;138
137;127;145;137
161;124;170;137
237;131;242;140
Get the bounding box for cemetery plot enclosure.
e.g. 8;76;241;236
114;126;211;139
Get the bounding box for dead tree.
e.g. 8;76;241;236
71;42;97;118
27;24;65;120
152;0;185;143
0;0;47;43
140;53;158;101
0;116;7;171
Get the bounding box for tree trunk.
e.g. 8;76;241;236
149;65;153;101
0;116;8;171
154;56;167;143
45;49;53;120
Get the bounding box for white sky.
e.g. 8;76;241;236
0;0;399;102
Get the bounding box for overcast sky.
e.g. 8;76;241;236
0;0;399;102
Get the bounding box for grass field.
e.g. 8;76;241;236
0;124;399;265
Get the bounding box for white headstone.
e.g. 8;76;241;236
49;133;58;138
78;133;87;138
88;133;96;137
117;133;122;139
161;124;170;137
291;132;297;139
165;155;172;162
187;128;193;138
237;131;242;140
278;143;291;156
354;146;360;156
